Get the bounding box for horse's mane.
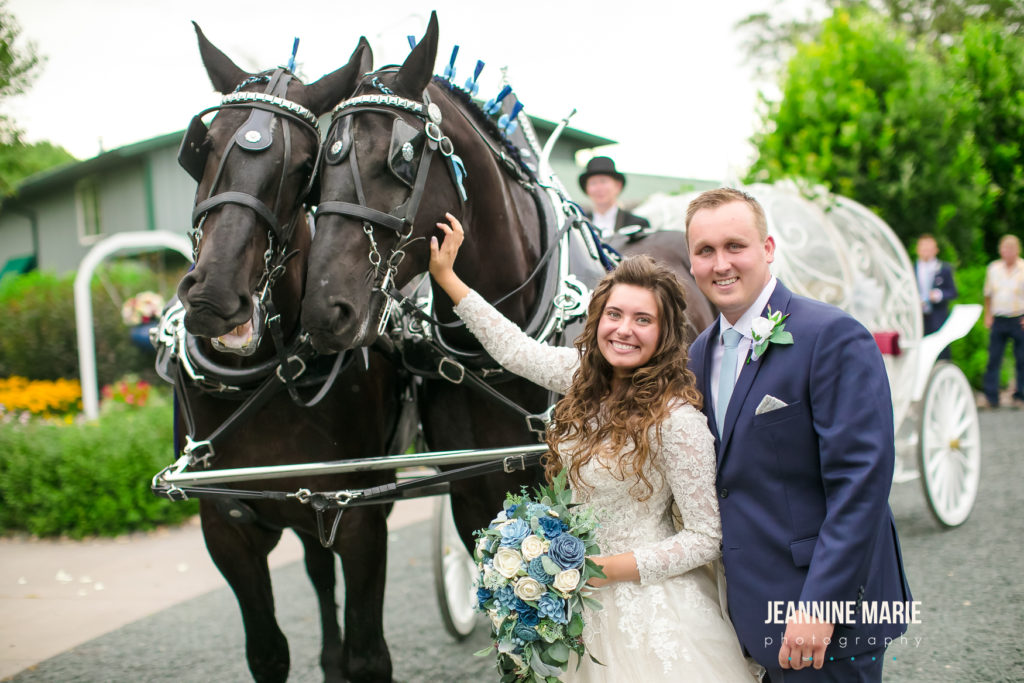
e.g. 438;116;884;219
431;76;536;182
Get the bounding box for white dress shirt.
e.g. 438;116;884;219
710;277;778;415
591;206;619;238
916;258;940;310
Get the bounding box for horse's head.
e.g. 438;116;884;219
303;12;464;352
176;23;370;355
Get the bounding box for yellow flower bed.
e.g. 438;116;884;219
0;376;83;417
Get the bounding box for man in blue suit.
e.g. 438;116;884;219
915;233;958;360
685;188;912;681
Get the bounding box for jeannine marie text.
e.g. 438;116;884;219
764;601;922;625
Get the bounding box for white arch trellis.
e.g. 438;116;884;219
74;231;192;420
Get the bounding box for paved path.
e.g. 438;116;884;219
0;499;433;681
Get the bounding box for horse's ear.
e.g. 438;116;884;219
304;37;373;116
393;11;438;97
193;21;251;94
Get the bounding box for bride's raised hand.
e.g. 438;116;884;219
429;212;470;304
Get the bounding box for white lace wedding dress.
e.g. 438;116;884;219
455;291;758;682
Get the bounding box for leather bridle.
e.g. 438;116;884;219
179;68;323;298
314;77;459;336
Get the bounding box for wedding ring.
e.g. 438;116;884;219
802;657;813;662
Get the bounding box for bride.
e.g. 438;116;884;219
429;214;758;681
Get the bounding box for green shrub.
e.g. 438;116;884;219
0;260;183;384
0;397;197;537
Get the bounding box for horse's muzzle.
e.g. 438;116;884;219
302;296;376;353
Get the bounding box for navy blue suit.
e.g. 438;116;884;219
919;260;958;337
689;281;912;679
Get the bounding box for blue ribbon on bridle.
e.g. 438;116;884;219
463;60;485;96
287;37;299;72
484;85;512;116
443;45;459;82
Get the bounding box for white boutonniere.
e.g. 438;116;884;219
748;307;793;363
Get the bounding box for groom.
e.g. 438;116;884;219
685;188;912;681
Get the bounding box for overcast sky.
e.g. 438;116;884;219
5;0;814;182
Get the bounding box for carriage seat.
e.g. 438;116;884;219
873;331;901;356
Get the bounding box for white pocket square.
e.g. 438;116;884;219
755;394;789;415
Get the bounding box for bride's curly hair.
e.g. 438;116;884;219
543;255;703;500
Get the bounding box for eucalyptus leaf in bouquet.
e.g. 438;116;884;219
473;469;605;681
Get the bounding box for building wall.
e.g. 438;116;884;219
36;188;84;274
0;210;36;270
150;145;197;235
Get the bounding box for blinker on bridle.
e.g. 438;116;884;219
314;80;461;335
178;68;322;257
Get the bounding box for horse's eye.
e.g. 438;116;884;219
325;117;353;165
388;117;424;188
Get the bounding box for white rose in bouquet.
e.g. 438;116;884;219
513;576;545;601
520;534;546;561
493;547;524;579
553;568;581;593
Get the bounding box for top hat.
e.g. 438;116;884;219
578;156;626;192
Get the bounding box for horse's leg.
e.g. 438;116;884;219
335;505;393;683
295;531;345;681
200;501;290;683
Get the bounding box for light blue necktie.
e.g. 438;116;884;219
717;328;743;435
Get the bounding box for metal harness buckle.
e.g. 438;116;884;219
276;355;307;383
526;405;556;438
503;454;527;473
438;357;465;384
184;437;215;468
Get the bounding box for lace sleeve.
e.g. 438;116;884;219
633;404;723;586
453;289;578;394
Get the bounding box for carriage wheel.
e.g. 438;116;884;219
431;495;479;639
918;362;981;527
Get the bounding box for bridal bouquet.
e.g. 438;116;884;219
473;469;604;682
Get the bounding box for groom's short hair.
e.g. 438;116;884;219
684;187;768;247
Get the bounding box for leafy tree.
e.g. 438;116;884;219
0;139;73;195
0;0;40;140
946;20;1024;254
746;9;994;263
0;1;74;196
738;0;1024;74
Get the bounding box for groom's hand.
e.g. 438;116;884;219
778;610;833;671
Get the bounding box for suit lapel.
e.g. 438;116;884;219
718;283;794;458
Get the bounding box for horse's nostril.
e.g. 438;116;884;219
334;300;353;319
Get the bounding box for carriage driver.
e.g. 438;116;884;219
579;156;650;239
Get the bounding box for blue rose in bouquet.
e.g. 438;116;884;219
473;469;605;682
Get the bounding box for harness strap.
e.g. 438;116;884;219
315;201;407;233
182;367;290;468
192;191;280;233
357;451;544;502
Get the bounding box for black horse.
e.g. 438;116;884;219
172;25;398;682
300;12;716;554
